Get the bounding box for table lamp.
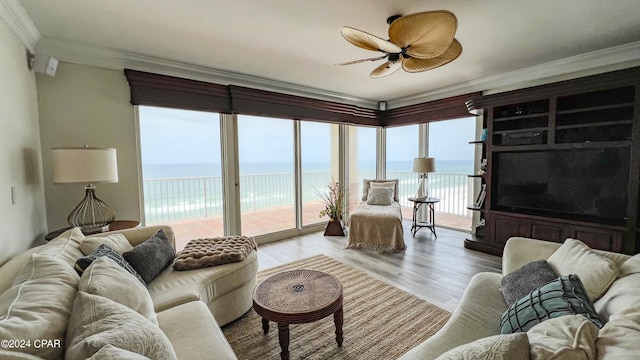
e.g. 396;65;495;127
412;157;435;199
52;146;119;232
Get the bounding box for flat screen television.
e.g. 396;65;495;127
494;147;630;226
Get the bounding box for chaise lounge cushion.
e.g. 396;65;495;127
0;254;79;359
66;291;177;360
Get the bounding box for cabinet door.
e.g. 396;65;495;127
531;222;564;243
491;215;531;246
566;226;623;252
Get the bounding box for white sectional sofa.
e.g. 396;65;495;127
0;225;257;359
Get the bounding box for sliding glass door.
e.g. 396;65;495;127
237;115;295;236
300;122;340;226
138;106;223;250
386;125;419;218
347;126;377;211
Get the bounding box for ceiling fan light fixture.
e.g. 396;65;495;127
339;10;462;78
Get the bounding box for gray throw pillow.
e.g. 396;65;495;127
500;259;558;306
75;244;146;285
500;274;603;334
123;229;175;284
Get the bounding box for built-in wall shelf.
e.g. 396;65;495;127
465;66;640;255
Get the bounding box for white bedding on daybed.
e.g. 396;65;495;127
346;179;405;252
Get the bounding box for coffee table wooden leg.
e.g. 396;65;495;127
334;307;344;347
278;323;290;360
261;318;269;334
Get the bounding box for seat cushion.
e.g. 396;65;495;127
157;301;237;360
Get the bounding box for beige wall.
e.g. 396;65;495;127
37;63;141;230
0;19;47;265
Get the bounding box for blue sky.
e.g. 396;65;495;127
139;106;475;165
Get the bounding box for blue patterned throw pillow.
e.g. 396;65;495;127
500;274;603;334
75;244;146;285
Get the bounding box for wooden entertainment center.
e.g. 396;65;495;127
465;66;640;255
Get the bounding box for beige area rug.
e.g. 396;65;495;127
222;255;451;360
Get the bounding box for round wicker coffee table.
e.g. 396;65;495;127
253;269;344;360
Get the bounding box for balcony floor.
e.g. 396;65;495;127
155;205;472;251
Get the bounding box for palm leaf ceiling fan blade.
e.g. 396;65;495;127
370;59;402;79
341;26;402;54
335;55;388;66
402;39;462;73
388;10;457;59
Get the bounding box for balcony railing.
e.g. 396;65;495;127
143;172;472;224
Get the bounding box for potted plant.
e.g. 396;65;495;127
317;181;345;236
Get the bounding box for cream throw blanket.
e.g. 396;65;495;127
346;202;405;252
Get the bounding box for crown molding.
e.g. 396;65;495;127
0;0;40;52
387;41;640;109
34;35;640;111
36;37;379;109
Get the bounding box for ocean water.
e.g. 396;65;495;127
142;160;473;179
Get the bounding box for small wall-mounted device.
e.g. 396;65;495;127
28;53;59;76
378;101;387;111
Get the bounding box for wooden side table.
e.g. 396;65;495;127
45;220;140;241
408;197;440;238
253;269;343;360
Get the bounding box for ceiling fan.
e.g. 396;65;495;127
338;10;462;78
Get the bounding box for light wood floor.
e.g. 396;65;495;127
256;221;502;312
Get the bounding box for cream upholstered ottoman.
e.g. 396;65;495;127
147;236;259;326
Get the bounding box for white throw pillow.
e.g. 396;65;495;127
547;238;618;301
361;179;399;202
80;233;133;255
38;227;85;266
435;333;529;360
79;256;158;325
66;292;177;360
527;315;598;360
366;186;394;206
0;254;79;359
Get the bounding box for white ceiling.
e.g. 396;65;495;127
13;0;640;108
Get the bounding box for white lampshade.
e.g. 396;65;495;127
413;158;435;173
53;147;118;184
